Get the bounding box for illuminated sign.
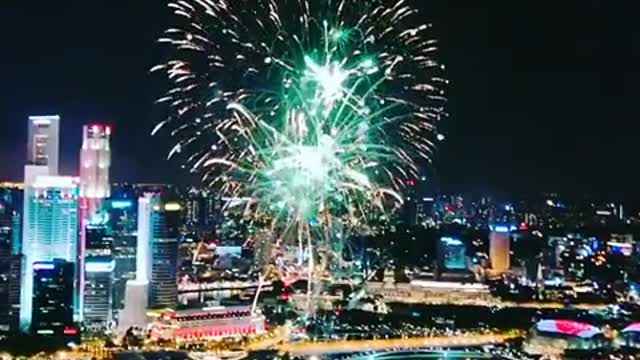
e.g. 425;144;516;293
491;225;510;233
441;237;463;246
85;260;115;273
164;203;182;211
63;327;79;335
37;329;54;335
111;200;133;209
33;262;55;271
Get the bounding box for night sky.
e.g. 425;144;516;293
1;1;638;198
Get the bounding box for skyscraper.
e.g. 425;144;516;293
31;260;75;337
83;258;114;326
78;123;111;320
83;223;114;326
118;194;157;332
149;202;181;309
79;124;111;202
0;209;13;332
106;198;137;311
26;115;60;176
136;195;157;284
20;176;79;330
490;226;511;275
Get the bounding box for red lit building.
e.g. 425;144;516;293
149;306;266;342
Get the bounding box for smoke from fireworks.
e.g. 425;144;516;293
153;0;446;242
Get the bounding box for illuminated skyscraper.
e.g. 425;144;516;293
490;226;511;275
20;176;79;330
118;194;157;332
83;223;114;326
136;195;158;284
149;202;181;309
26;115;60;176
84;258;114;326
79;124;111;204
78;124;111;320
105;198;137;311
0;210;13;332
31;260;75;337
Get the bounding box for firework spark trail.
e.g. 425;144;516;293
154;0;447;306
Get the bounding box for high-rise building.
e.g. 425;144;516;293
0;184;23;255
0;185;24;333
85;223;114;257
118;194;156;332
105;198;137;310
20;116;64;331
83;223;114;326
6;256;22;333
83;257;114;326
20;176;79;330
31;260;75;337
26;115;60;175
149;202;181;309
0;212;13;332
184;188;219;233
78;123;111;320
79;124;111;202
136;195;158;284
490;226;511;275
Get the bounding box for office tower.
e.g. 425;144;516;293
184;189;219;233
0;213;12;332
490;226;511;275
79;124;111;203
84;258;114;326
22;116;62;328
0;184;23;255
149;202;181;309
136;195;157;284
83;223;114;325
0;204;20;332
26;115;60;176
78;124;111;319
118;194;157;332
31;260;75;337
6;256;22;333
20;176;79;330
106;198;137;310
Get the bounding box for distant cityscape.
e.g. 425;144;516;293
1;116;640;360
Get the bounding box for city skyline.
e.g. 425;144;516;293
1;2;639;197
4;2;640;358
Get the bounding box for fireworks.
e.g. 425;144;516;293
153;0;446;285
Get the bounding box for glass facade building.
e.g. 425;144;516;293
20;176;78;330
106;198;137;311
149;202;181;309
31;260;75;336
83;224;114;325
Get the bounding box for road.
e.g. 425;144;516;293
278;332;522;356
